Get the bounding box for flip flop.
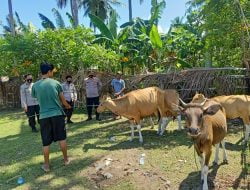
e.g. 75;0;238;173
41;164;50;172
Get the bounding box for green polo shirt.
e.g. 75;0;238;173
32;78;64;119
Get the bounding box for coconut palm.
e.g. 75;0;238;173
38;9;71;30
82;0;121;26
56;0;79;27
1;12;30;34
8;0;15;35
128;0;144;21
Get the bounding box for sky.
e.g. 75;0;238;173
0;0;189;34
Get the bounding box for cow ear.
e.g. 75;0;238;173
203;104;221;115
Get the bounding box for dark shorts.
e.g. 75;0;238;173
39;115;66;146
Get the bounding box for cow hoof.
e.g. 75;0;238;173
222;159;228;165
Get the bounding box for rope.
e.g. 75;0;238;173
192;140;199;171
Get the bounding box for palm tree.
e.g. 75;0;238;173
128;0;144;22
8;0;15;35
56;0;79;27
38;9;69;30
82;0;121;25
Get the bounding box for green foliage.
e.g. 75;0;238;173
0;27;119;77
89;13;114;41
149;24;162;48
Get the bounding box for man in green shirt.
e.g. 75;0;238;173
32;63;71;172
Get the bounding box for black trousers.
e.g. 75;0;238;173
86;97;99;119
26;105;40;130
64;100;74;122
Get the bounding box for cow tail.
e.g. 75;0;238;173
157;109;161;124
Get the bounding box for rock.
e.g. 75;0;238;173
104;158;113;166
95;163;105;171
126;169;134;176
102;172;113;179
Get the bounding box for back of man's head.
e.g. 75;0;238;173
40;62;54;75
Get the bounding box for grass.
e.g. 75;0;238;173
0;109;249;190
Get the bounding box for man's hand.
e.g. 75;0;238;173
24;107;27;112
65;104;71;109
59;92;72;109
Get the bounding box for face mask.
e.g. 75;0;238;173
27;79;32;83
67;80;72;84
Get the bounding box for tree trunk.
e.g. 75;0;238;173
71;0;79;27
128;0;132;22
8;0;15;35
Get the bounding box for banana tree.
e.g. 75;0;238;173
89;11;135;72
38;9;75;30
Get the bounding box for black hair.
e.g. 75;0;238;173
66;75;72;79
40;62;54;75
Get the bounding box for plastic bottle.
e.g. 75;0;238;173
17;177;25;185
139;153;145;165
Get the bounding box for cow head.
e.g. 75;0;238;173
97;101;108;113
178;98;221;137
192;93;206;103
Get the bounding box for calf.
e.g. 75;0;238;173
178;98;228;190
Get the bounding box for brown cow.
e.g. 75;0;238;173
97;87;179;143
177;98;228;190
192;93;250;142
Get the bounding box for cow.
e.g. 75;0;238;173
177;98;228;190
101;90;183;132
192;93;250;142
97;87;180;143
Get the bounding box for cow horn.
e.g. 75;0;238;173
200;98;207;106
179;98;187;107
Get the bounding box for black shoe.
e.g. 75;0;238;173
85;118;92;121
96;118;101;121
67;120;74;124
